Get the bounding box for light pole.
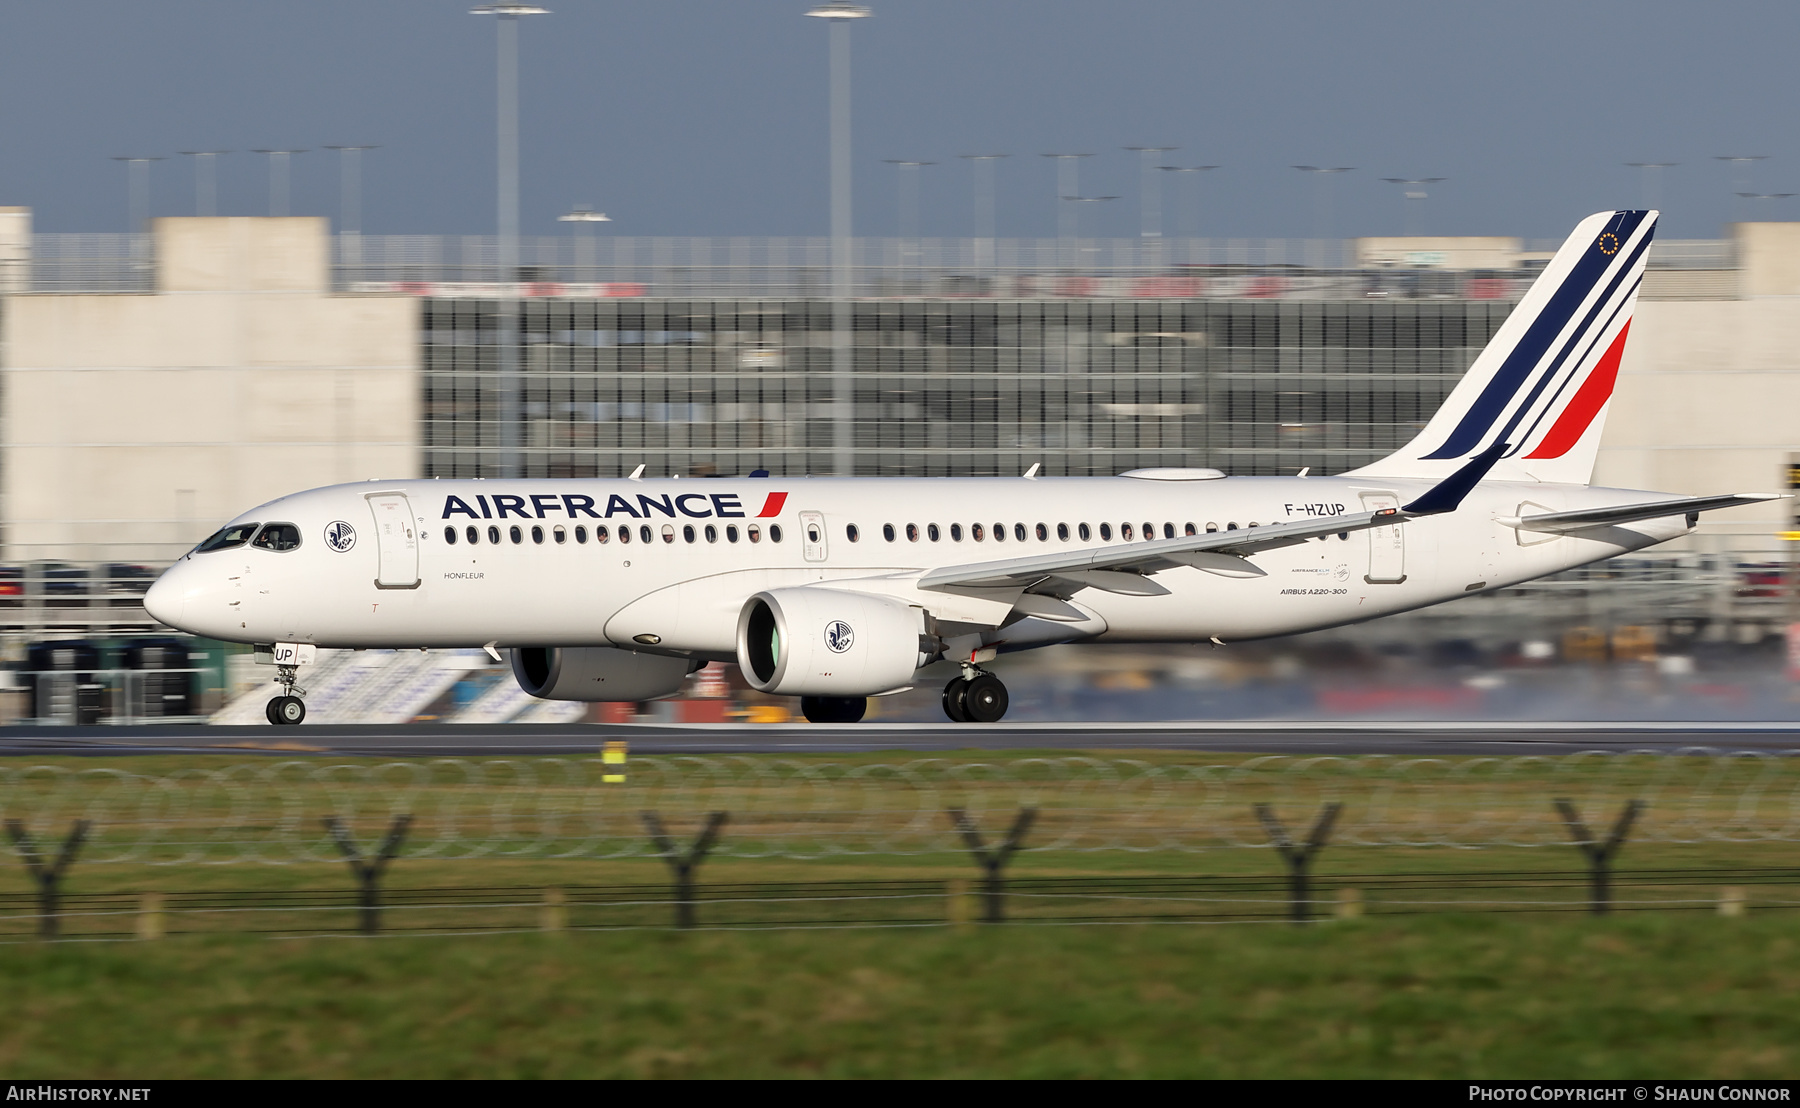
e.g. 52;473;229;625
1737;191;1796;218
1380;177;1445;237
1062;195;1118;262
1716;156;1767;224
1624;162;1676;212
251;150;307;217
1123;146;1177;239
957;153;1007;273
882;159;934;241
1293;165;1354;267
1040;153;1091;242
473;3;549;479
177;151;229;217
560;206;611;282
111;156;163;233
325;145;378;268
1158;165;1219;263
806;2;871;478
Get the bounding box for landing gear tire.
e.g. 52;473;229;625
800;695;867;724
962;674;1008;723
941;678;970;723
267;695;306;726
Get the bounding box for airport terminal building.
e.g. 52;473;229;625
2;214;1797;718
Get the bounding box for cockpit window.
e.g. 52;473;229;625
251;523;302;552
195;523;258;553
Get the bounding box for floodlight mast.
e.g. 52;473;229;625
472;3;550;479
1624;162;1677;212
177;151;230;218
560;206;611;281
1380;176;1446;237
806;2;872;478
325;146;378;270
958;154;1008;272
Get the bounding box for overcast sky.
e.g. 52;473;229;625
1;1;1795;241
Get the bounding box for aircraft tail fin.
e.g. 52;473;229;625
1345;210;1657;486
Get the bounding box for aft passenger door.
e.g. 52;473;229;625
367;492;421;589
1359;492;1406;584
799;510;828;563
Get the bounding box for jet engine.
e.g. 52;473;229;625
736;588;928;696
510;646;696;702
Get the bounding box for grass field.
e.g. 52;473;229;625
1;913;1796;1078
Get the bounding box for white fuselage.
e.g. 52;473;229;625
145;474;1686;657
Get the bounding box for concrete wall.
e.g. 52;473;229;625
2;217;418;563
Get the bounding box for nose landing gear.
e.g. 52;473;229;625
265;664;308;726
942;665;1008;723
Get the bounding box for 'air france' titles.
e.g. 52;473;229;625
442;490;788;521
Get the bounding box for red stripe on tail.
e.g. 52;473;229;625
1524;320;1631;460
755;492;789;518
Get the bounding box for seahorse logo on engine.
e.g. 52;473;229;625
824;620;854;654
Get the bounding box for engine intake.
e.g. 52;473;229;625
510;646;695;702
736;588;927;696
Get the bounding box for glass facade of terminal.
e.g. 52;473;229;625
421;297;1516;479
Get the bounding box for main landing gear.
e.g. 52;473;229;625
942;667;1008;723
265;663;307;726
800;696;867;724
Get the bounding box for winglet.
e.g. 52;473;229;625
1401;440;1509;516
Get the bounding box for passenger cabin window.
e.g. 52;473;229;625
554;526;567;544
252;523;301;552
1035;523;1048;541
1206;523;1219;533
531;525;544;544
1057;523;1069;541
727;525;740;543
1013;523;1026;542
1099;523;1112;541
1079;523;1091;541
950;523;963;541
883;524;896;542
748;525;762;543
906;524;919;542
661;524;676;544
596;525;610;543
466;525;479;544
1143;522;1154;540
928;523;940;542
1185;523;1197;536
972;523;984;541
705;524;718;543
1163;523;1176;539
487;525;501;544
444;525;458;545
808;522;823;544
510;525;524;544
196;523;258;553
1122;523;1134;541
618;526;631;544
639;525;653;543
575;525;588;544
683;524;696;543
993;523;1006;543
847;524;860;542
770;524;784;543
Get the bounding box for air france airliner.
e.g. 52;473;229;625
144;211;1778;725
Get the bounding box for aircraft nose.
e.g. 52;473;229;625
143;562;187;628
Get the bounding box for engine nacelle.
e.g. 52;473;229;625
511;646;695;702
736;588;927;696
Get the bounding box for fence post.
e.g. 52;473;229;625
323;814;412;935
1553;799;1642;916
640;811;728;929
945;807;1037;923
1253;802;1341;924
5;819;90;939
136;892;165;940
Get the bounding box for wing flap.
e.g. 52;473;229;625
1503;493;1784;534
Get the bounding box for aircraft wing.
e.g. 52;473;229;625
1504;493;1785;535
917;508;1399;593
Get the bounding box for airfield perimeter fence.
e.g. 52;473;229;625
2;751;1798;940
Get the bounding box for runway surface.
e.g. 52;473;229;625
3;720;1799;758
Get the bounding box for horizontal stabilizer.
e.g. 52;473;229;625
1503;493;1785;534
